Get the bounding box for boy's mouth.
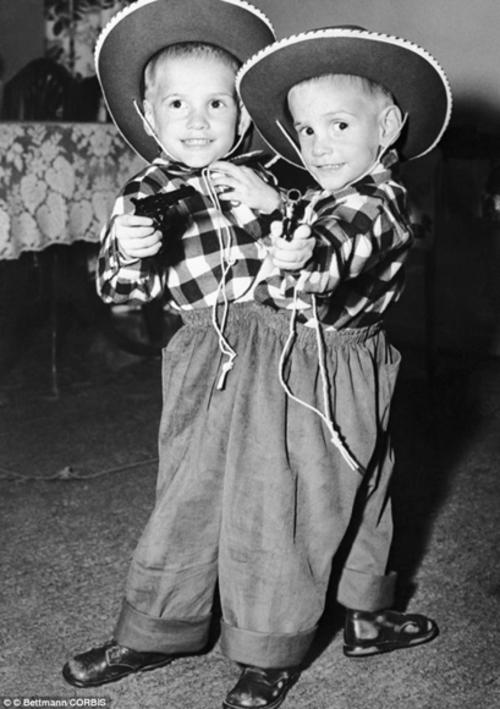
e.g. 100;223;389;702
315;162;345;171
182;138;213;147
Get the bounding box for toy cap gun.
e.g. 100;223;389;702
131;185;196;233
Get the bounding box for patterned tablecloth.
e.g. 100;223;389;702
0;121;145;260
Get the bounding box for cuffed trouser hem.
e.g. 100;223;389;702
219;620;316;668
114;599;211;654
337;568;396;612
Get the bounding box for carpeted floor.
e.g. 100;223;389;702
1;319;499;709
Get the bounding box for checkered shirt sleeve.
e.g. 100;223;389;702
97;160;274;307
255;162;414;329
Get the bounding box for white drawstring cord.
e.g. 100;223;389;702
134;99;175;160
202;166;238;390
278;286;364;474
133;98;255;389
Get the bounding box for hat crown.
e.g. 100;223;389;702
95;0;274;64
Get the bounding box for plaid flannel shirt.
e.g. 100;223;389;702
254;151;414;329
97;155;276;309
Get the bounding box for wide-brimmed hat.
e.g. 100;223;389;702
237;26;453;166
95;0;275;162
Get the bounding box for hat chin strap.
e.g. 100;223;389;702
275;119;309;170
133;99;173;161
133;99;249;164
275;111;408;189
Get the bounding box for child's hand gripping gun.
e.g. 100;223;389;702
131;185;196;234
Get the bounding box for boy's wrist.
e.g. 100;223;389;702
111;220;140;264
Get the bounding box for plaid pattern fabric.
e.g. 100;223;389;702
97;155;275;308
254;152;414;329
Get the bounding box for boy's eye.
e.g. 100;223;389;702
210;99;224;109
169;99;184;109
332;120;349;132
298;126;314;137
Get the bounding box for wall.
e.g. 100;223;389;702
1;0;498;125
0;0;44;80
0;0;44;113
258;0;500;129
1;0;499;126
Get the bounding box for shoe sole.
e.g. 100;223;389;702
222;674;298;709
343;625;439;658
62;656;173;688
223;695;289;709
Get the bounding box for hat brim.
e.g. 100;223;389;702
237;28;453;166
95;0;275;162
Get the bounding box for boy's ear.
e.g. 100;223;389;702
378;104;404;151
237;103;252;137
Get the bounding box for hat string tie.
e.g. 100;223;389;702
202;166;238;390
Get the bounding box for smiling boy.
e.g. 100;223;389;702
229;25;453;705
62;4;320;708
61;0;303;701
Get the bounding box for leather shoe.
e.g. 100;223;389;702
344;609;439;657
62;639;174;687
223;665;299;709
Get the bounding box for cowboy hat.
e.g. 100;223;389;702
95;0;275;162
237;26;453;167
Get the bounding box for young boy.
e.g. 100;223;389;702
208;24;451;708
62;2;318;707
62;0;286;693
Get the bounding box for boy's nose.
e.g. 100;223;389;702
187;108;209;129
311;133;332;156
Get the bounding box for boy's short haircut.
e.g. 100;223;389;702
143;42;241;101
292;73;396;111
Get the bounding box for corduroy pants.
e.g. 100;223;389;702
114;302;400;667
